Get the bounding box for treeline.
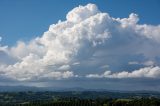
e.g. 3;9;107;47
2;97;160;106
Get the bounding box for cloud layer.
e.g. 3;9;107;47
86;66;160;78
0;4;160;82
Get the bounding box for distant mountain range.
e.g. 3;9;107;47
0;86;39;92
0;85;160;94
0;86;95;92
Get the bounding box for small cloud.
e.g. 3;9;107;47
143;60;155;66
128;61;139;65
100;65;109;69
72;62;80;65
58;65;70;70
0;36;2;42
128;61;155;66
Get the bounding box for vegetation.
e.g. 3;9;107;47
0;91;160;106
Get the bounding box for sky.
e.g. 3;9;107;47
0;0;160;91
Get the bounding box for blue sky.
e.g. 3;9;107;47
0;0;160;91
0;0;160;45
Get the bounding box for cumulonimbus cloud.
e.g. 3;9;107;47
0;3;160;81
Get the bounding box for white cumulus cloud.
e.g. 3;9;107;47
86;66;160;78
0;3;160;82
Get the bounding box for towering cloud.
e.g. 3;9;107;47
0;4;160;82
